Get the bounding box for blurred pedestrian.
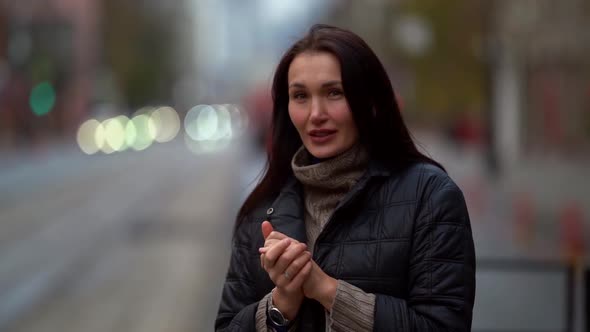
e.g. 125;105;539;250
216;24;475;331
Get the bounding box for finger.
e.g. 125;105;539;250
259;237;281;254
266;230;288;241
260;253;265;269
263;238;291;269
260;231;292;253
261;221;273;239
269;245;307;287
259;232;299;254
272;243;308;275
282;260;313;293
283;251;311;283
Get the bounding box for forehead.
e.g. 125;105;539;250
288;52;342;84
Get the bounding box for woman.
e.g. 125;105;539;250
216;24;476;331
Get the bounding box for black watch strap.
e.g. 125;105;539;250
266;293;292;332
266;315;290;332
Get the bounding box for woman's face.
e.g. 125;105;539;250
287;51;359;159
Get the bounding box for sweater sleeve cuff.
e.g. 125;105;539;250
328;280;376;332
255;292;299;332
255;292;272;331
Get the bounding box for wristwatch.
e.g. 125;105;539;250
267;292;291;332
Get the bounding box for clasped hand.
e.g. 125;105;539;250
259;221;337;320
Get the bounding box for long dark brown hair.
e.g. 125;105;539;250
238;24;443;222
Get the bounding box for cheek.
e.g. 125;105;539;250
288;105;306;131
332;104;356;131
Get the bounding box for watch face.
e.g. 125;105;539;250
268;307;287;326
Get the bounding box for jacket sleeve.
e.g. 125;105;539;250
216;219;263;331
374;176;476;331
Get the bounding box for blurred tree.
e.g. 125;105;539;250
325;0;486;126
394;0;486;122
102;0;175;109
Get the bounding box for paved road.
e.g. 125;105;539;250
0;141;246;332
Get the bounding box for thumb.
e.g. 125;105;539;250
261;220;273;239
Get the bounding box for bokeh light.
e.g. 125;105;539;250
76;119;102;155
185;105;207;141
212;104;232;140
129;114;156;151
114;115;131;150
76;112;167;155
133;106;156;118
195;105;218;141
95;122;114;154
226;104;248;135
29;81;56;116
125;119;138;148
184;104;237;154
150;106;180;143
103;118;127;152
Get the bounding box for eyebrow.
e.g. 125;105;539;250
288;80;342;89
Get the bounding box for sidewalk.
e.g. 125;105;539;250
414;131;589;263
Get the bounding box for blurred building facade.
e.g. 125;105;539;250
326;0;590;173
1;0;589;166
0;0;181;151
0;0;100;149
491;0;590;165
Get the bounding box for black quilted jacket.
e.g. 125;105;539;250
216;161;476;331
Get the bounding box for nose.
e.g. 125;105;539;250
309;98;327;124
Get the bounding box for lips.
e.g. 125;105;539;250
308;129;337;144
309;129;337;137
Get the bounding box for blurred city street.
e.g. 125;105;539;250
0;141;247;332
0;135;587;331
1;0;589;331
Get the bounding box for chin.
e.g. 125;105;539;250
306;145;343;159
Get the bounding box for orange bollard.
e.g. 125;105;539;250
513;192;535;246
559;200;585;264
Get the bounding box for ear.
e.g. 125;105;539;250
261;220;274;239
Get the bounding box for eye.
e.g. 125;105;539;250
327;89;344;99
290;92;307;101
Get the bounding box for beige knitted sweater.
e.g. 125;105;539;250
255;144;376;331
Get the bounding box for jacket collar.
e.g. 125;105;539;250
267;176;307;243
266;159;391;243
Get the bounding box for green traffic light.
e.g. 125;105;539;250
29;82;56;116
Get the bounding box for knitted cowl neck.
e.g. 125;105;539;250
291;143;369;252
